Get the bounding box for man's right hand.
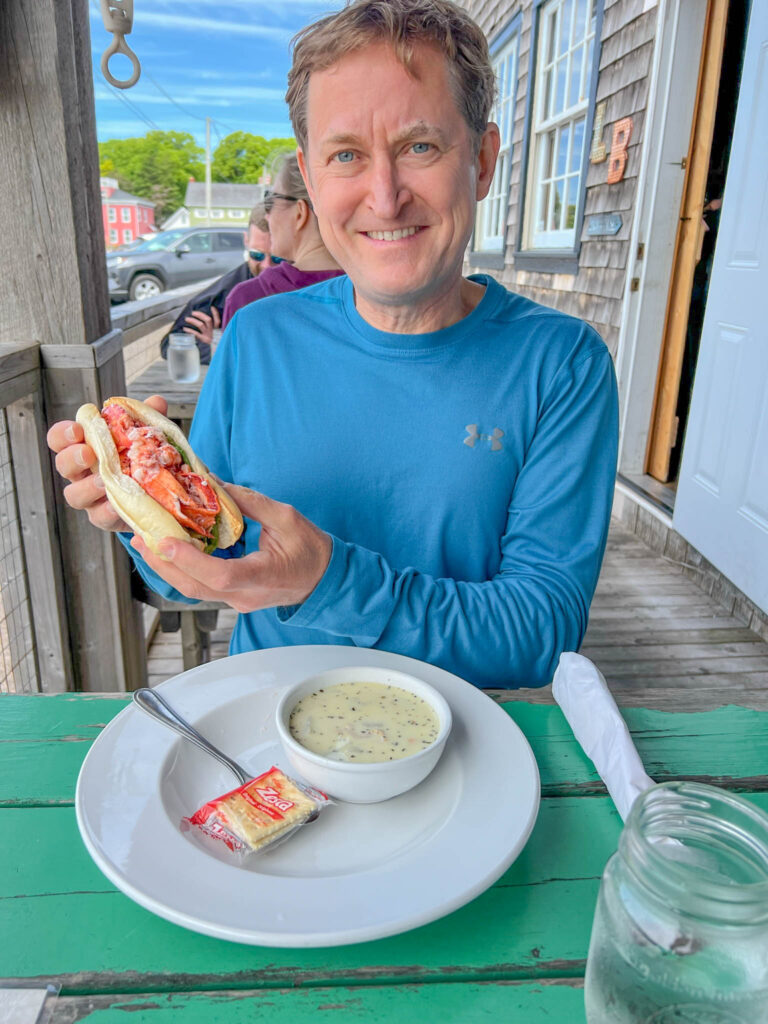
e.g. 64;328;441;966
46;395;168;533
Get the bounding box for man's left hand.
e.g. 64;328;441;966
131;484;332;612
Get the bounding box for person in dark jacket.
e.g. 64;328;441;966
159;202;276;363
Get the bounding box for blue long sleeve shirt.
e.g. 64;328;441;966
125;274;618;688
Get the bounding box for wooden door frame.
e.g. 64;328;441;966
645;0;729;482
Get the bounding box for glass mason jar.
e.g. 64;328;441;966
167;332;200;383
585;780;768;1023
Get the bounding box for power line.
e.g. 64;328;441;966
142;68;238;137
106;82;161;131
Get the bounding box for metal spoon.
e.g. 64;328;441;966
132;687;250;785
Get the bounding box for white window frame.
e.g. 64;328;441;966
229;209;244;219
121;207;131;223
523;0;597;250
210;209;224;219
107;206;116;222
473;24;520;253
109;228;118;243
122;229;133;243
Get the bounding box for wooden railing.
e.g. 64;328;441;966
0;282;209;694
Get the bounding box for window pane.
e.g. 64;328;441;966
558;2;570;56
542;67;553;121
574;0;587;42
546;10;557;64
544;129;556;179
569;46;583;107
565;175;579;229
185;233;212;252
556;125;569;177
551;179;563;230
537;183;549;231
216;233;243;251
570;118;585;172
554;58;567;115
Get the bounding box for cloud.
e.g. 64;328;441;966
123;12;293;41
196;69;274;81
94;84;286;106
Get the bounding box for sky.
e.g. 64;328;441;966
89;0;346;148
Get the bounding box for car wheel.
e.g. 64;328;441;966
129;274;164;301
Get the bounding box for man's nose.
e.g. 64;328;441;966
366;157;411;220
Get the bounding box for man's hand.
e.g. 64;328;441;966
183;307;220;346
130;484;333;612
46;394;168;532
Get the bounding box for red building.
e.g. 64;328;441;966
100;177;155;250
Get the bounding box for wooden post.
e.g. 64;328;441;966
0;0;147;691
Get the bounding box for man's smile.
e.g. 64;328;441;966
363;226;425;241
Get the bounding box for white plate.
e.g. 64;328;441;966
76;646;540;947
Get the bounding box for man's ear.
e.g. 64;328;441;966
295;198;311;231
475;123;500;201
297;148;317;209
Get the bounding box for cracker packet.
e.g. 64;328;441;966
182;765;330;858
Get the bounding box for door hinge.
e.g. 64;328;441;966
630;277;640;292
637;243;645;260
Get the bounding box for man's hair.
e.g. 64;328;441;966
286;0;496;152
248;201;269;233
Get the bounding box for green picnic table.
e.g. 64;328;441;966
2;690;767;1022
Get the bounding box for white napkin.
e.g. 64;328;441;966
552;652;655;820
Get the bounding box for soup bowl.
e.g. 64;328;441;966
275;665;452;803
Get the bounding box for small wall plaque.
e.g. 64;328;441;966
587;214;623;236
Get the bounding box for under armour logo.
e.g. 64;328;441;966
464;424;504;451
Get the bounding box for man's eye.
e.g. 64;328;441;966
411;142;431;154
334;151;355;163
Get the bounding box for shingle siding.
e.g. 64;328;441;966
462;0;661;358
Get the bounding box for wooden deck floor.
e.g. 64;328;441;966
146;518;768;711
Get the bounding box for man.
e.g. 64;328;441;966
159;202;275;363
48;0;618;689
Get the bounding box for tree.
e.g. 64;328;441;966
212;132;296;184
98;131;204;222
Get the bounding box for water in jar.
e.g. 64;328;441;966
167;334;200;383
585;856;768;1022
584;782;768;1023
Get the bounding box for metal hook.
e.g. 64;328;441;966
101;33;141;89
100;0;141;89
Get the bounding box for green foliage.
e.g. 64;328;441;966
98;131;204;221
212;133;296;184
98;131;298;221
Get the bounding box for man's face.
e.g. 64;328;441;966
245;225;273;276
298;41;498;323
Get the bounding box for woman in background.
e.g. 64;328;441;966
222;151;343;326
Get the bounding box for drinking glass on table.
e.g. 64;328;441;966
167;333;200;383
585;781;768;1022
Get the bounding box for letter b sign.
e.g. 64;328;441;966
606;117;633;184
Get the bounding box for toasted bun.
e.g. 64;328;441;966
76;397;243;556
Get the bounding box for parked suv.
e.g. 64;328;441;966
107;227;245;302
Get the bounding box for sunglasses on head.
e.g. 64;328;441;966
247;250;286;264
263;190;301;213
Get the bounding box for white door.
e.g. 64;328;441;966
674;1;768;614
